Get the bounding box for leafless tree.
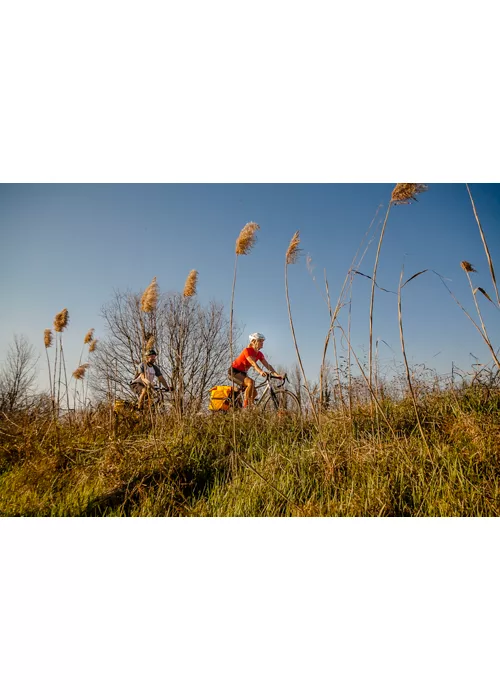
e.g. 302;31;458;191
88;289;238;413
0;335;38;412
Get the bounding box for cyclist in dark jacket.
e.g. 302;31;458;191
130;349;171;409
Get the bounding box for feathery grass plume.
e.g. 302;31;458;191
141;277;158;313
54;308;69;332
88;339;98;353
461;261;477;273
84;328;94;344
391;183;428;205
183;270;198;297
72;363;89;380
145;336;155;352
235;222;259;255
44;329;53;348
286;231;302;265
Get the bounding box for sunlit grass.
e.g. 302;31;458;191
1;386;499;517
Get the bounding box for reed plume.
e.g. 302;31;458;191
72;363;89;380
145;336;156;352
84;328;94;344
44;329;53;348
141;277;158;313
183;270;198;297
54;308;69;332
235;222;259;255
286;231;302;265
88;339;98;353
461;261;476;273
391;183;428;205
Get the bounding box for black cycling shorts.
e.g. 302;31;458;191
228;367;247;387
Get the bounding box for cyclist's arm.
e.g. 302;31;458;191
158;375;171;390
260;358;283;378
247;358;266;377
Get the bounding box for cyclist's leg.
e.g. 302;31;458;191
228;368;250;408
137;384;152;410
242;377;256;407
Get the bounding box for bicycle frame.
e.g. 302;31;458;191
253;373;287;407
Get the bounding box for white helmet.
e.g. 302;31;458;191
249;332;266;342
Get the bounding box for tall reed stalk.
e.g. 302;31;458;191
140;277;160;425
43;329;54;415
318;203;382;409
466;184;500;306
74;329;94;410
53;309;70;415
285;231;318;423
368;185;427;401
229;223;259;463
460;261;500;370
397;266;435;466
179;270;198;417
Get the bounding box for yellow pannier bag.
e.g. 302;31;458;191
208;385;234;411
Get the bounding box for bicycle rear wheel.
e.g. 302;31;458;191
261;389;301;415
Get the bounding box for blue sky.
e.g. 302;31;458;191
1;183;499;390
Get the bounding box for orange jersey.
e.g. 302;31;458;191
232;346;265;373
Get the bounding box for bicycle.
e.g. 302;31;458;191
230;373;301;414
114;386;172;422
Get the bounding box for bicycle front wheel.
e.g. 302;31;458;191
261;389;301;415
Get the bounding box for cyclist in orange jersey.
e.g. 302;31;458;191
228;332;284;407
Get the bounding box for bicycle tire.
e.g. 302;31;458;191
261;389;301;415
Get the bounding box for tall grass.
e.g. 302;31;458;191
2;385;499;516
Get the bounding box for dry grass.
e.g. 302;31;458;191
88;339;98;353
44;329;53;348
141;277;158;313
84;328;94;344
183;270;198;297
461;260;476;273
2;388;500;516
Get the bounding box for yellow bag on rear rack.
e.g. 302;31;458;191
208;385;234;411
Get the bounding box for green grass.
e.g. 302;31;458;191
1;388;500;516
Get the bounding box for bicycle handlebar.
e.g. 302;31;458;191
261;372;287;388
